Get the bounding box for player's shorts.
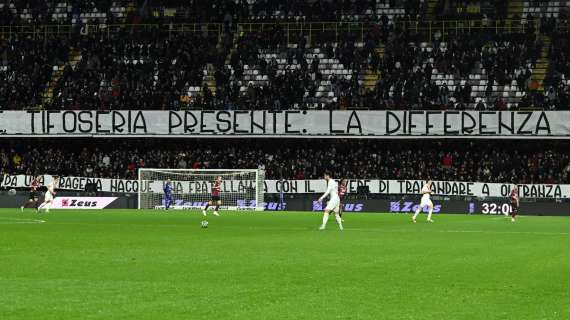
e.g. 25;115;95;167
44;191;54;202
420;194;433;207
325;197;340;213
511;202;519;214
211;196;221;202
29;191;39;200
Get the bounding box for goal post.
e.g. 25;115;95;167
137;169;265;211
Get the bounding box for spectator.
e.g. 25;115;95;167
1;139;568;184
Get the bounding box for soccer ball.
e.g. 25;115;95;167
201;220;209;228
8;189;17;196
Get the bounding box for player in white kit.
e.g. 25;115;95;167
412;180;434;223
38;176;58;213
318;171;343;231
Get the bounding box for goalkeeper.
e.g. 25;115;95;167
164;179;173;210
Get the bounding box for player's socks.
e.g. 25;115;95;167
412;209;420;222
212;206;220;216
427;208;434;222
202;210;207;216
335;214;343;231
320;212;329;230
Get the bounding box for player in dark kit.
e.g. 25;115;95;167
202;176;222;216
338;179;347;221
20;176;41;212
510;186;519;222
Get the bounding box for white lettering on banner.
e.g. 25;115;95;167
0;110;569;137
2;174;568;198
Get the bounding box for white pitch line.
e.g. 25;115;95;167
340;227;570;236
436;230;570;236
0;217;46;224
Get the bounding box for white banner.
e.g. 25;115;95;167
0;110;568;137
52;197;118;209
2;174;568;199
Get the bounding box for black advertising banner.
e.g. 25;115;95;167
2;193;569;216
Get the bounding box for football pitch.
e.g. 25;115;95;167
1;209;570;320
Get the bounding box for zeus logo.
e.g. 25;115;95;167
69;199;98;207
402;202;414;212
343;203;363;212
390;202;400;211
173;200;209;207
312;201;323;211
389;202;441;213
312;202;363;212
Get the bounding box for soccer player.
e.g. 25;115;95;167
202;176;221;216
163;179;173;210
278;178;285;211
510;186;519;222
338;178;347;221
318;171;343;231
412;180;434;223
20;175;41;212
37;176;58;213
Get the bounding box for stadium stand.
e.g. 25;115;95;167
0;36;70;109
1;140;569;184
0;1;131;24
47;32;224;110
0;1;569;110
0;1;423;24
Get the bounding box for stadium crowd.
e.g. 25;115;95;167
0;36;71;110
50;32;225;110
2;28;570;111
0;0;426;25
1;140;569;184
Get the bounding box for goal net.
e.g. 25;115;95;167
137;169;265;211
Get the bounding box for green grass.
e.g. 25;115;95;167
1;209;570;320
